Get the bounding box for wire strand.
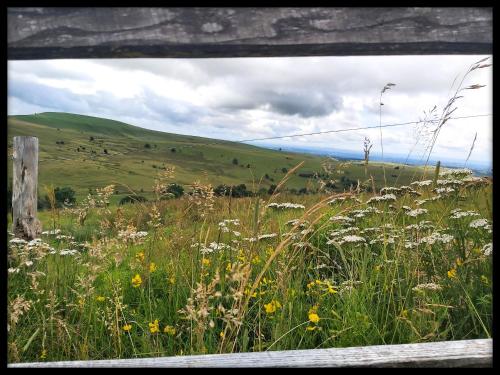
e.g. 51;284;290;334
236;114;491;143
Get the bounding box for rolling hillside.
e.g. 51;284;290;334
7;112;424;202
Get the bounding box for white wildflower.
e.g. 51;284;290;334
482;243;492;256
267;202;305;210
449;209;480;219
411;180;433;187
366;194;397;204
420;232;454;245
9;238;27;245
469;219;490;229
330;215;355;224
412;283;442;292
341;235;366;243
406;208;428;217
258;233;278;240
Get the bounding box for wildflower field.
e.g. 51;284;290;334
7;165;492;363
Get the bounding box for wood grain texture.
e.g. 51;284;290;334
7;7;492;59
8;339;492;367
12;136;41;240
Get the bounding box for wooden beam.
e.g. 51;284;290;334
8;339;492;367
12;136;42;240
7;7;492;60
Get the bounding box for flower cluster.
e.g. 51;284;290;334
366;194;397;204
267;202;305;210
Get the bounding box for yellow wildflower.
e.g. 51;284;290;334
307;281;315;289
132;274;142;288
136;252;145;262
244;288;257;298
149;319;159;334
308;312;320;324
374;265;381;272
456;258;463;267
78;298;85;307
251;255;261;265
226;262;232;272
315;279;322;285
96;296;105;302
264;300;282;314
401;309;409;318
447;268;457;279
327;286;337;294
40;349;47;359
306;325;318;331
149;262;157;273
220;331;225;338
169;276;176;285
266;247;274;257
481;275;489;285
122;324;132;332
202;258;210;267
163;325;176;336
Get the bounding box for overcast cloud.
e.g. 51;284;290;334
8;55;492;165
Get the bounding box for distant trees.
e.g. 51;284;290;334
281;167;288;173
214;184;252;198
119;195;148;205
232;158;239;165
56;140;65;145
103;149;108;154
89;136;94;141
171;148;176;153
144;143;151;149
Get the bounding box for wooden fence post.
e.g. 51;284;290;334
12;136;42;239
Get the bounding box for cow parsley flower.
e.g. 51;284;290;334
469;219;490;229
406;208;428;217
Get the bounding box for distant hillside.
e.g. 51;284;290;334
7;112;425;202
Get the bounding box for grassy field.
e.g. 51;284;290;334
7;112;427;203
7;165;492;363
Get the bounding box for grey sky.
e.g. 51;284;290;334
8;55;492;165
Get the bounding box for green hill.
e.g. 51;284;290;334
7;112;424;202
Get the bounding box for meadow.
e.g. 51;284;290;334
7;112;426;203
7;164;492;363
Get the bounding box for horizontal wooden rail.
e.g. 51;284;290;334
8;7;492;60
8;339;492;367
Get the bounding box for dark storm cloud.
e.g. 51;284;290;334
215;88;343;118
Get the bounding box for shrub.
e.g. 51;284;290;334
281;167;288;173
268;184;277;195
166;183;184;198
89;136;94;141
298;187;308;195
232;158;238;165
299;172;314;178
42;186;76;208
171;148;176;153
119;195;148;205
144;143;151;149
214;184;230;196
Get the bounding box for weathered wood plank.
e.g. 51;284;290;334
7;7;492;59
12;136;42;240
8;339;492;367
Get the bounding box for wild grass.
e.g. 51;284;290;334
7;165;492;363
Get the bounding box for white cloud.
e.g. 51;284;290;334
8;55;492;166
